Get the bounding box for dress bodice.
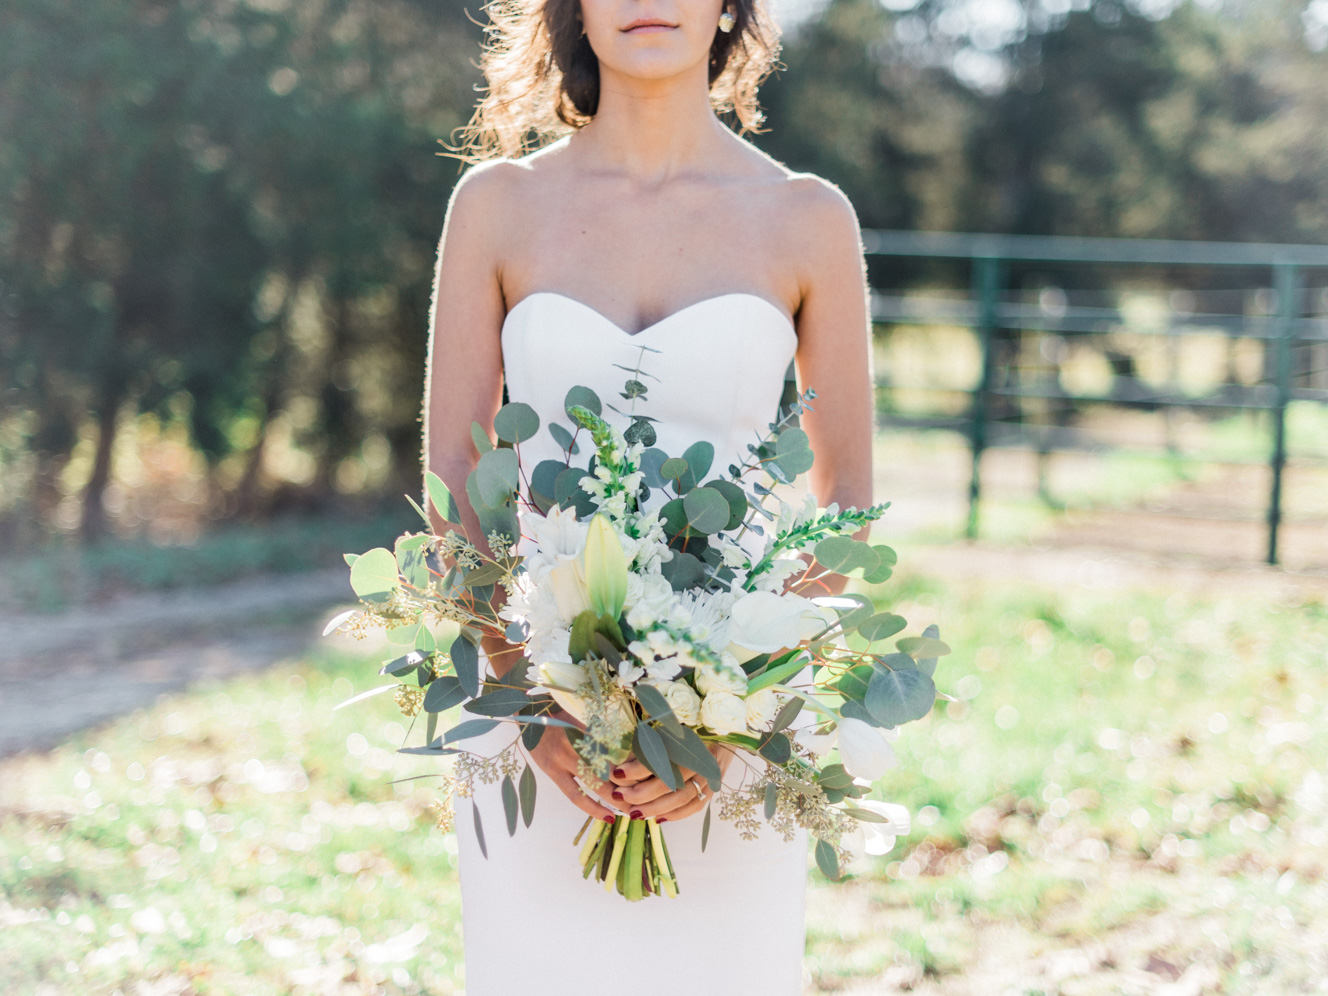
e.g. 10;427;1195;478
500;292;798;478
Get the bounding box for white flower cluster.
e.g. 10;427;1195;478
503;498;839;740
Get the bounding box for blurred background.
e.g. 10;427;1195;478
2;1;1326;994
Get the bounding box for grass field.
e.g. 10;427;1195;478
3;565;1326;995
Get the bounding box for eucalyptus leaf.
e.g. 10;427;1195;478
531;460;564;509
840;699;884;727
519;764;537;828
916;623;943;677
857;613;907;644
444;718;500;743
385;620;436;653
833;663;875;700
475;448;519;508
814;536;879;575
683;440;714;484
493;402;540;445
817;763;854;791
379;652;426;677
394;543;428;590
814;838;840;880
473;803;488;859
764;782;778;820
554;467;591;506
425;471;455;522
501;775;519;837
548;422;579;455
343;552;359;567
768;696;804;736
775;427;814;476
701;804;712;852
758;732;792;764
423;675;467;713
659;725;722;789
564;385;602;417
864;545;898;584
349;548;398;601
659;458;690;489
467;688;532;717
704;479;748;530
659;550;705;591
633;722;677;790
623;417;657;447
397;742;459;756
451;635;480;697
865;667;937;726
462;563;507;586
521;721;545;751
842;805;893;824
639;448;668;489
470;421;493;455
635;683;684;737
897;635;952;660
659;498;688;537
683;487;730;534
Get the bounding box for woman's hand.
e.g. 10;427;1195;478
525;726;624;823
604;744;735;823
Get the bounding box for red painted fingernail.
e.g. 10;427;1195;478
603;815;616;823
658;817;668;824
630;809;642;819
612;767;625;778
612;790;623;800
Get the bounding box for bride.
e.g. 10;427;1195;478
422;0;873;989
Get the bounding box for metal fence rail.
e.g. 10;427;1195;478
862;230;1328;565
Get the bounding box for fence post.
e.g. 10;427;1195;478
1267;262;1301;565
967;256;1003;539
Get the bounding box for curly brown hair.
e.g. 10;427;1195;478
451;0;781;161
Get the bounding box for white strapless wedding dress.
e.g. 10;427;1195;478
455;291;807;995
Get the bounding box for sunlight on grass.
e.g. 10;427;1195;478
3;571;1326;994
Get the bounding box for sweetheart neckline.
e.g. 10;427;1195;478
500;291;796;339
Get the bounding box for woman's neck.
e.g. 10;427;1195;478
573;65;727;183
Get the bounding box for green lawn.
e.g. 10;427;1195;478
3;566;1325;994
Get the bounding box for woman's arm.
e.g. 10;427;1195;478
422;162;510;559
422;164;527;680
788;178;875;526
422;164;618;822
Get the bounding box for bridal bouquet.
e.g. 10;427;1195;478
328;360;948;900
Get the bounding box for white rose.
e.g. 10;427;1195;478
699;692;747;736
651;679;701;726
695;659;748;696
726;590;823;662
836;717;898;781
841;800;911;860
744;688;782;732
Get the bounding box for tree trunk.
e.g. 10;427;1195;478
80;380;125;542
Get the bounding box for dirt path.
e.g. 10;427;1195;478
2;540;1324;758
0;569;355;757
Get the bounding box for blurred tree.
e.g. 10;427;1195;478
0;0;480;545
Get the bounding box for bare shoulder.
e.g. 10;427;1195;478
446;157;526;228
444;141;572;241
776;171;861;243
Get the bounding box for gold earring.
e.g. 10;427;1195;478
718;10;735;32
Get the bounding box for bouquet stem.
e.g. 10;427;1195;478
575;815;678;901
